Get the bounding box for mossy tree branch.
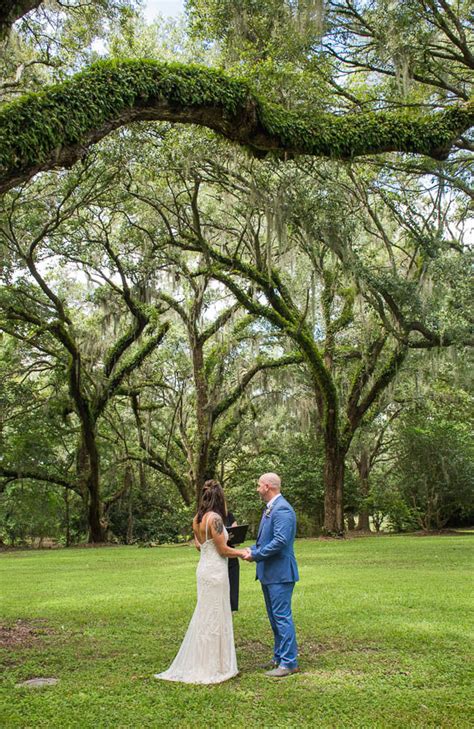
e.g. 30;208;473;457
0;58;473;193
211;352;303;423
95;323;170;419
126;455;192;507
0;466;77;493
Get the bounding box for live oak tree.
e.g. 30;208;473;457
105;140;303;503
126;282;301;505
350;404;401;531
0;0;472;540
0;159;170;541
0;136;303;539
0;1;470;191
130;134;471;534
0;333;77;497
0;333;77;544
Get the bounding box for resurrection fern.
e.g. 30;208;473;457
0;58;473;193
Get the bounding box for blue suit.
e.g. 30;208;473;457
250;495;299;669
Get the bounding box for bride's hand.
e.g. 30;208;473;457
237;548;252;561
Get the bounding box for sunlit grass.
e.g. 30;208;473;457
1;536;472;728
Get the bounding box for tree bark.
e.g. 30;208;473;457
77;429;105;543
323;443;345;535
87;472;104;543
64;489;71;547
193;443;215;503
0;0;42;38
126;466;134;545
356;448;371;531
190;338;214;502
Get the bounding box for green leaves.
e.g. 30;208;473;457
0;58;472;193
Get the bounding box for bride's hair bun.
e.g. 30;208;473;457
197;480;227;522
203;479;220;492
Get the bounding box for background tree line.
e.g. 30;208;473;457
0;0;472;544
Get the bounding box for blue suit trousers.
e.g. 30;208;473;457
261;582;298;669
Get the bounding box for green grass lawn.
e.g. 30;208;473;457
1;536;473;728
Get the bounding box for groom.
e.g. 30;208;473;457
242;472;299;677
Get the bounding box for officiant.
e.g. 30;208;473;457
225;510;240;611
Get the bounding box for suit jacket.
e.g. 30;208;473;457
250;495;299;585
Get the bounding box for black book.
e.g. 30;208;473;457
226;524;249;545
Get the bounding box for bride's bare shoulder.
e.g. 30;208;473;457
207;512;224;535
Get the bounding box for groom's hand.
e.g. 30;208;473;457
242;548;253;562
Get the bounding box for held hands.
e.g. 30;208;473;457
237;548;253;562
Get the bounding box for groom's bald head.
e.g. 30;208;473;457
257;472;281;502
260;473;281;489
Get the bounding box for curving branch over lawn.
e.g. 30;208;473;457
0;59;473;193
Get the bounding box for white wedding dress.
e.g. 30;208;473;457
154;522;238;684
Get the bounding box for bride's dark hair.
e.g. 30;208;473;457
197;480;227;523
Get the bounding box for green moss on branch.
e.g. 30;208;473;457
0;58;472;193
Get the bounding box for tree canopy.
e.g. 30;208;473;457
1;0;472;542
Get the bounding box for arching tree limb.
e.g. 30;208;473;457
0;59;472;194
0;466;78;493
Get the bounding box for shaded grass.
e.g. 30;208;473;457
1;536;473;728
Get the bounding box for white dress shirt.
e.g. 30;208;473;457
266;493;282;510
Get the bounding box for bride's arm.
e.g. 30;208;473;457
209;513;246;559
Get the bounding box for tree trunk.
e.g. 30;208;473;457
64;488;71;547
323;443;345;535
373;513;383;532
77;429;105;543
126;467;134;545
356;448;371;531
87;467;105;543
191;340;215;504
193;340;211;504
193;440;217;506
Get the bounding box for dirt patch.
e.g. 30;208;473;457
235;639;269;669
235;638;371;670
0;619;53;649
236;639;268;650
299;640;338;656
299;638;383;662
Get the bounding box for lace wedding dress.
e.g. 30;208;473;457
154;522;238;684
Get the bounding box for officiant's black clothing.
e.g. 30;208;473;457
226;511;239;612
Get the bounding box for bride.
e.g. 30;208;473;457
154;480;247;684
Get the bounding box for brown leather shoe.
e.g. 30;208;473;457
265;666;300;678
